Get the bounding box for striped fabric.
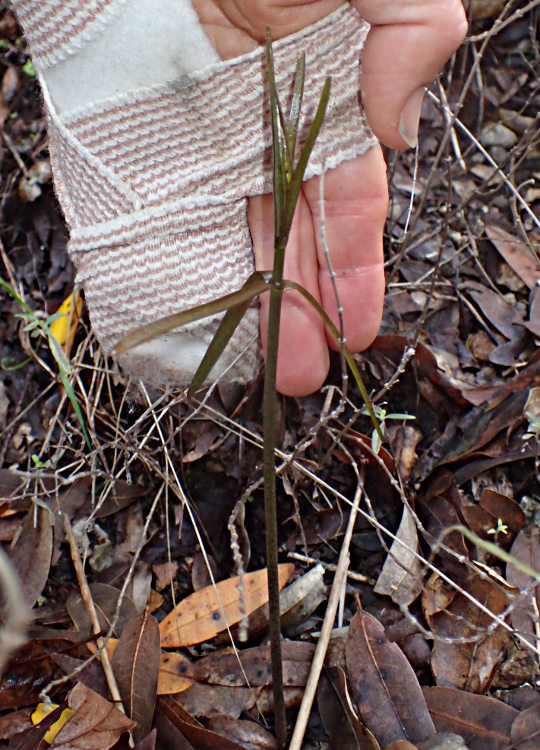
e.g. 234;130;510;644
12;0;128;69
15;2;377;388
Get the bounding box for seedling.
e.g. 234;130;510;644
115;33;383;748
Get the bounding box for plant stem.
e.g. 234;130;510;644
263;246;287;749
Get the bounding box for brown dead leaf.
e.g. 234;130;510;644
486;224;539;291
159;564;294;648
428;571;513;692
67;583;139;637
193;640;314;688
206;716;278;749
317;669;380;749
158;695;246;748
346;609;435;747
510;704;540;750
50;681;135;749
423;686;518;750
134;728;157;750
152;561;178;591
111;611;160;743
467;283;526;340
374;506;422;607
9;506;53;607
154;706;196;749
506;525;540;650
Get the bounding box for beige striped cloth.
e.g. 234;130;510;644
13;1;377;387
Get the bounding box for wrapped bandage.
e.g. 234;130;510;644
12;0;377;388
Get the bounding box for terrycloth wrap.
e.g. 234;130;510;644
12;1;377;387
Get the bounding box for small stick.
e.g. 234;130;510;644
289;482;364;750
63;515;126;712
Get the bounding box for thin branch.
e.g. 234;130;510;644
289;480;364;750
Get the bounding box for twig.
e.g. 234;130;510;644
287;552;372;584
62;514;126;712
289;481;364;750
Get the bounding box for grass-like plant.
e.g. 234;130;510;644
116;33;383;748
0;277;91;451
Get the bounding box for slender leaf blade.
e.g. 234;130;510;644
285;77;331;233
114;272;268;354
188;295;256;396
286;54;305;158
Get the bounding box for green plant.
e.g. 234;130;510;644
115;34;383;748
0;277;91;450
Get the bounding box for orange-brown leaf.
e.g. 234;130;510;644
159;564;294;648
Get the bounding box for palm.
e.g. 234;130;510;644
193;0;467;396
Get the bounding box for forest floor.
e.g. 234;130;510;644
0;2;539;749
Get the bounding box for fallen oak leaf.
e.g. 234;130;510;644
159;564;294;648
50;681;135;749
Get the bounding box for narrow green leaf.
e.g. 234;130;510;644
188;294;257;397
114;272;269;354
265;29;287;240
282;279;383;443
58;367;92;451
285;77;331;233
286;54;305;159
0;277;33;315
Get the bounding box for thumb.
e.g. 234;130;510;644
352;0;468;149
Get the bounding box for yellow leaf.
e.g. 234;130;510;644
86;637;117;660
158;651;194;695
49;291;82;350
31;703;74;744
160;563;294;648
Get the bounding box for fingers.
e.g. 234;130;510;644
248;192;330;397
351;0;468;148
303;148;387;353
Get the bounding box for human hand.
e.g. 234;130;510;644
194;1;468;396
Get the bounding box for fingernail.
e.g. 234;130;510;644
398;87;425;148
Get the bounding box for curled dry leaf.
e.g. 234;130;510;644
374;506;422;607
423;687;517;750
111;611;160;743
346;609;435;747
50;681;135;750
159;564;294;648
